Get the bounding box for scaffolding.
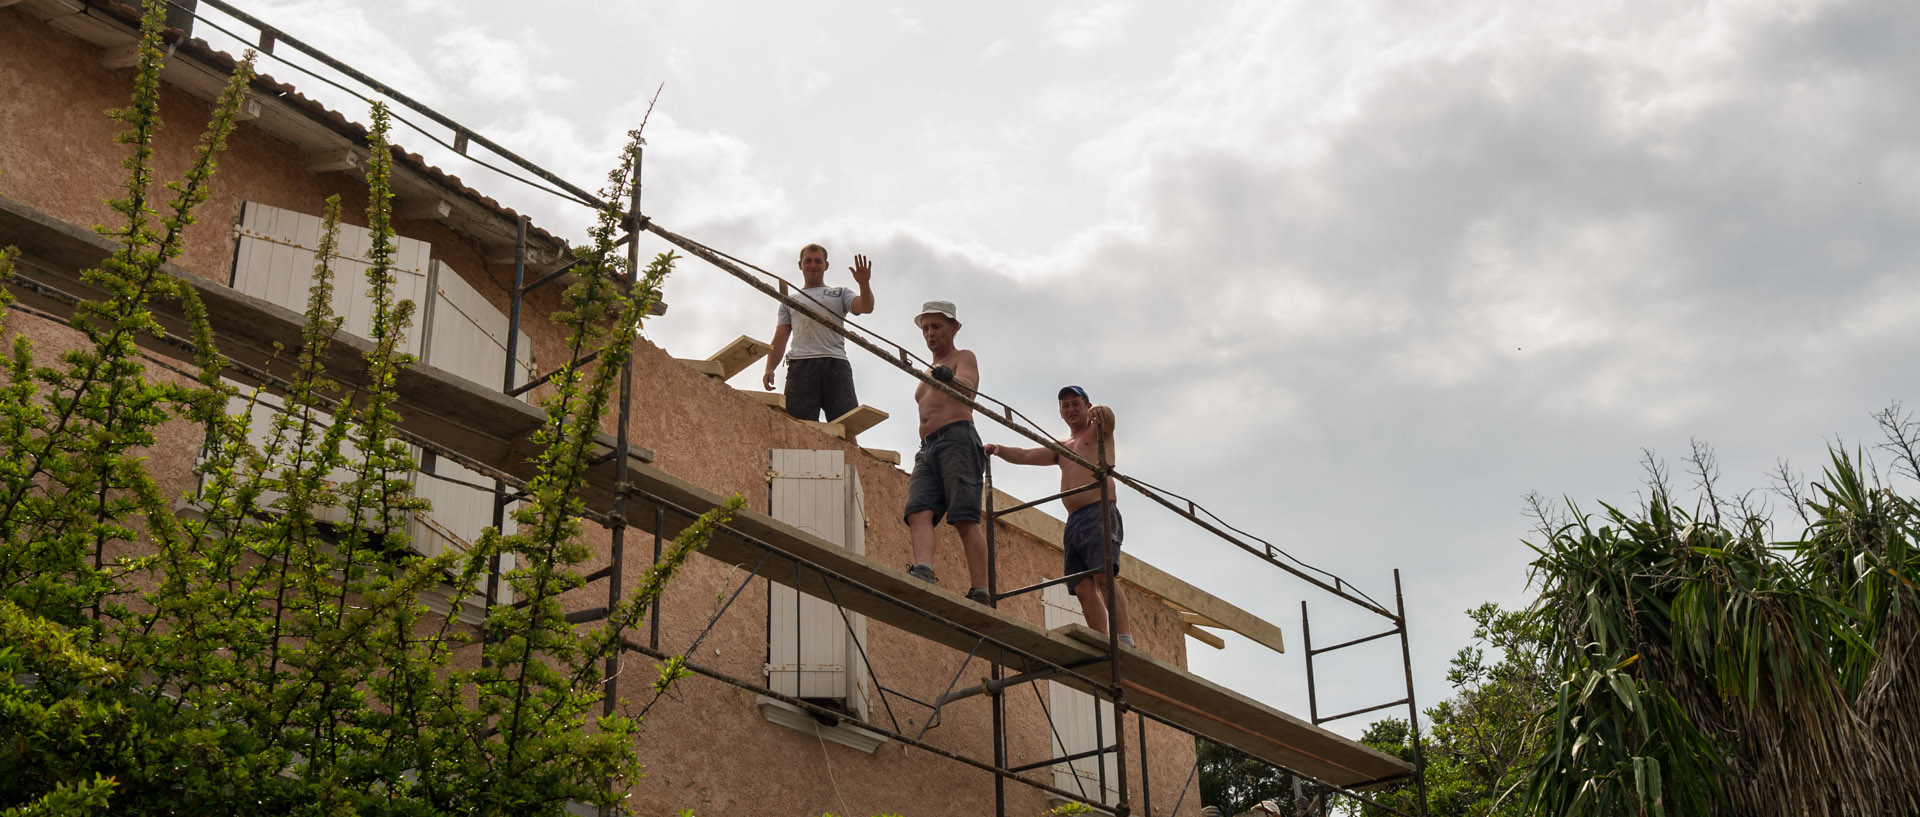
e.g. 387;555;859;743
2;1;1434;814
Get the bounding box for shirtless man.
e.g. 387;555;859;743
984;386;1132;644
902;301;992;605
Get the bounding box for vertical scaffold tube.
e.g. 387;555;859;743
1097;428;1131;816
604;155;640;719
487;214;528;629
986;462;1007;817
1396;569;1430;816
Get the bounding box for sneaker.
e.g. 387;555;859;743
906;563;938;584
966;587;992;605
1117;634;1136;648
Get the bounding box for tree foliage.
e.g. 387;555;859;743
0;2;738;813
1351;603;1549;817
1198;736;1304;816
1524;428;1920;817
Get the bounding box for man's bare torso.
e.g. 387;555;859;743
1057;423;1116;513
915;348;978;437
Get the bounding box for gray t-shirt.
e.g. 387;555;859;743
778;286;857;360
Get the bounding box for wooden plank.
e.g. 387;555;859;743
829;404;888;437
741;390;786;410
0;194;1403;790
674;357;724;378
989;488;1287;655
704;334;771;379
859;447;900;466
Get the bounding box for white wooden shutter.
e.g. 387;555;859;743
1044;584;1120;806
231;201;432;356
224;200;433;530
225;202;516;608
410;261;534;602
767;450;871;718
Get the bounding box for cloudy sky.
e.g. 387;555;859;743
190;0;1920;739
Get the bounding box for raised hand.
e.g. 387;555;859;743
850;254;873;285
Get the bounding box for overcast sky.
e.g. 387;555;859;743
191;0;1920;741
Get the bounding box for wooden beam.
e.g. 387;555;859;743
799;420;846;439
1178;609;1229;630
1185;624;1227;650
674;357;724;379
100;43;139;69
18;0;83;18
860;447;900;466
829;405;889;437
0;0;31;9
396;197;453;222
305;148;364;175
741;389;786;410
704;334;771;379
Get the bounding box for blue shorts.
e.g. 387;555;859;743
1063;502;1122;592
903;421;984;525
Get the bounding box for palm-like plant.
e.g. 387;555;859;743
1526;431;1920;817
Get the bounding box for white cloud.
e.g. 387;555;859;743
1047;1;1135;52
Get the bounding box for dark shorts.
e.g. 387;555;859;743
785;356;858;422
903;421;984;526
1063;502;1123;593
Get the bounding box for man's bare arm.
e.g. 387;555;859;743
983;444;1058;466
950;349;980;397
762;323;792;390
849;254;875;315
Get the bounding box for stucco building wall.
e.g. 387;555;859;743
1;9;1201;815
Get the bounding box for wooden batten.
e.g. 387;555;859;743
860;447;901;465
1184;624;1227;649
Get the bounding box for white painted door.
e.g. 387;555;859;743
1044;584;1120;806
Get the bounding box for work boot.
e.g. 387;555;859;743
966;587;992;605
906;563;937;584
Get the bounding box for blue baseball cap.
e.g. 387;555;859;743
1057;385;1089;401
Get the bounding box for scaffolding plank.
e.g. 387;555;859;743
0;194;1410;791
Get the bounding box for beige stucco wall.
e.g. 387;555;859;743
1;10;1201;816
